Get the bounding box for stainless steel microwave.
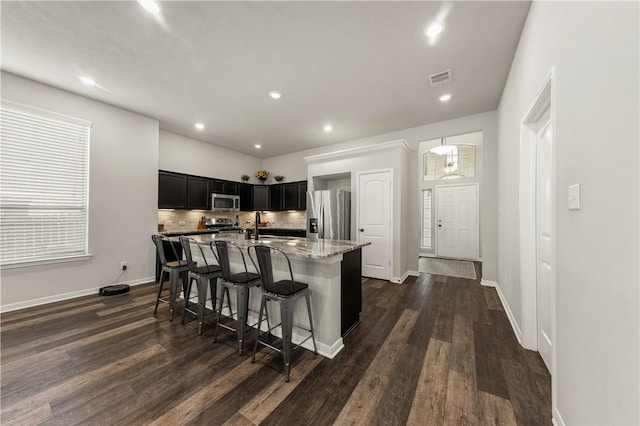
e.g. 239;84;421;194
211;193;240;211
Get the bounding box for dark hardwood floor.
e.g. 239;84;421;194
1;266;551;425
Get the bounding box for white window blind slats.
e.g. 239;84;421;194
0;102;90;266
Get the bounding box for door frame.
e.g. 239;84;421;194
355;168;394;281
435;182;479;260
519;67;556;407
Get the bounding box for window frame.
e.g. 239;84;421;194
0;100;92;269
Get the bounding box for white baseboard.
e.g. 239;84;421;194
552;408;565;426
390;270;419;284
481;279;522;345
0;276;155;313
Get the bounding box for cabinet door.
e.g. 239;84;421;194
253;185;270;211
270;184;283;211
224;181;238;195
297;181;308;210
283;183;298;210
158;171;188;209
239;183;253;211
187;176;210;210
210;180;225;194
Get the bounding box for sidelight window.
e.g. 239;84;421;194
422;189;432;248
0;101;91;267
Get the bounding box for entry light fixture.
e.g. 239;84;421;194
439;93;452;102
194;123;205;130
323;124;333;132
255;144;262;149
268;91;282;99
430;137;455;156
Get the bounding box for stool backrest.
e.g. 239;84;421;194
152;234;179;267
212;240;251;281
248;245;295;294
180;237;218;272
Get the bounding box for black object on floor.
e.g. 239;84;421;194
99;284;130;296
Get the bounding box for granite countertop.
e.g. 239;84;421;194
184;233;370;260
161;230;220;237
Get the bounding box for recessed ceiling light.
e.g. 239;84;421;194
255;144;262;149
439;94;452;102
425;22;444;39
137;0;160;14
268;91;282;100
323;124;333;132
79;76;97;86
194;123;205;130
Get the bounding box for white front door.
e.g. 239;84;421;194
357;170;392;280
536;108;554;372
436;184;478;259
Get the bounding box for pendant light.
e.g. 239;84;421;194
430;137;455;156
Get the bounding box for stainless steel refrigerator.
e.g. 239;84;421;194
306;189;351;240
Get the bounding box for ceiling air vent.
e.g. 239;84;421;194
429;69;452;87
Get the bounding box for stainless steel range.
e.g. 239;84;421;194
204;218;245;234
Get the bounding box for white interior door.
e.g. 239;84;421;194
357;170;391;280
436;184;478;259
536;108;554;372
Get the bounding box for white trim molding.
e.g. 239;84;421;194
552;408;565;426
481;279;523;345
391;270;419;284
304;139;410;163
0;276;155;313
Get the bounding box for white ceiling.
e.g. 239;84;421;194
1;1;530;158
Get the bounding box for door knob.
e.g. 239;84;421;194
359;228;364;232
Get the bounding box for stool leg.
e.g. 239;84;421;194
281;298;294;382
196;275;207;335
181;275;194;325
154;270;166;315
236;285;250;355
252;294;267;363
305;292;318;354
213;284;226;343
169;268;180;321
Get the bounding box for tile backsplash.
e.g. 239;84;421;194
158;210;307;232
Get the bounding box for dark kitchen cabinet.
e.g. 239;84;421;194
187;176;210;210
297;181;307;210
158;171;188;209
283;181;307;210
239;183;253;211
210;179;225;194
224;181;238;195
270;184;283;211
253;185;270;211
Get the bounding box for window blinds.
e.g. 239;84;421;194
0;101;91;266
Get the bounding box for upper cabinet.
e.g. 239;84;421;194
238;183;253;211
187;176;209;210
283;181;307;210
158;171;188;209
158;171;307;211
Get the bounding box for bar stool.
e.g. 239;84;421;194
248;245;317;382
179;237;223;335
151;234;189;321
212;240;262;355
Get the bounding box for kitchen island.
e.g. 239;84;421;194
187;233;369;359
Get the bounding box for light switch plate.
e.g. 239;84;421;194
568;184;580;210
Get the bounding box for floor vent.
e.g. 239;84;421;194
429;69;452;87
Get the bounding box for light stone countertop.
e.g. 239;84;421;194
181;233;370;260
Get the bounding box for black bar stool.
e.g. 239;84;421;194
211;240;262;355
248;245;317;381
151;234;189;321
179;237;223;335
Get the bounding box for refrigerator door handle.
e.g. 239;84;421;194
318;207;324;239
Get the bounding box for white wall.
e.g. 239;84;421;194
159;130;262;182
265;111;498;281
1;72;159;310
497;2;639;424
